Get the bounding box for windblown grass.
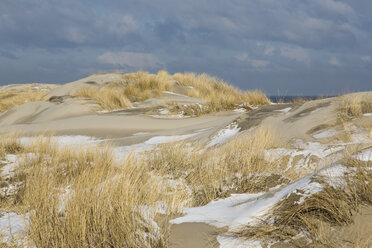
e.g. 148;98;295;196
234;156;372;247
0;134;192;247
0;126;285;247
0;88;47;112
21;149;169;248
119;70;174;102
338;94;372;121
0;133;23;158
150;127;288;206
172;72;269;112
74;70;269;112
74;87;132;110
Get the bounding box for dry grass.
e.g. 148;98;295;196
149;127;288;206
0;133;24;158
0;134;194;247
0;88;47;113
74;70;269;112
338;94;372;121
173;72;269;111
119;70;174;102
0;127;288;247
234;156;372;247
74;87;132;110
21;152;167;247
289;96;311;104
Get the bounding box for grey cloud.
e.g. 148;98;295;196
0;0;371;95
98;51;163;70
0;0;364;51
0;50;18;60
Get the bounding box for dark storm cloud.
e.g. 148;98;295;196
0;0;371;95
0;50;18;60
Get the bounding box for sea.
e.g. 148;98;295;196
268;96;333;103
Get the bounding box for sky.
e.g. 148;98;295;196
0;0;372;95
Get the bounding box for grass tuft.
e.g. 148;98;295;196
150;127;286;206
338;94;372;121
0;133;24;158
74;70;269;113
234;156;372;247
0;88;47;112
74;87;132;110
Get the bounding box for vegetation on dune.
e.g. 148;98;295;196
234;156;372;247
333;94;372;143
0;127;288;247
338;94;372;121
0;71;269;114
0;127;371;247
74;70;270;113
172;72;269;112
22;147;169;248
0;135;180;247
0;86;47;113
150;127;290;206
74;87;133;111
1;98;371;247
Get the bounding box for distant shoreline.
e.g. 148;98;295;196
269;95;334;103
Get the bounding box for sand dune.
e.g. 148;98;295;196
0;74;371;247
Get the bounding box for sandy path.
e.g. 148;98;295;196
169;223;220;248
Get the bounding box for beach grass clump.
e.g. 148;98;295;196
0;133;24;158
74;87;132;110
74;70;174;109
119;70;174;102
173;72;269;111
0;134;192;248
0;128;287;247
0;88;47;113
74;70;269;112
234;156;372;247
338;94;372;120
150;127;286;206
22;151;167;248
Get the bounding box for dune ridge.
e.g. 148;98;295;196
0;73;371;247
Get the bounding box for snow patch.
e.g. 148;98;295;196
0;212;27;242
159;108;169;115
313;129;337;139
170;192;265;228
264;141;344;172
363;113;372;117
293;140;344;158
150;108;190;119
234;108;247;113
132;132;149;136
20;135;100;147
162;91;187;97
207;123;241;147
17;131;206;164
275;107;291;113
351;132;371;143
150;114;189;119
114;131;204;161
1;154;19;179
352;147;372;161
317;164;349;188
310;108;321;114
170;165;345;231
97;107;134;113
134;201;168;240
